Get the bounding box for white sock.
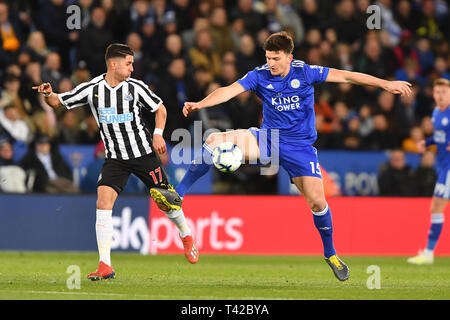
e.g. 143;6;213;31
96;209;113;266
164;208;191;238
424;249;434;258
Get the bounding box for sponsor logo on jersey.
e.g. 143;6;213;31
271;95;302;111
98;107;134;124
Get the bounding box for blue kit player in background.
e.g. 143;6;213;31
408;78;450;265
151;32;412;281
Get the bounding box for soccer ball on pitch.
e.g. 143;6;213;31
212;142;243;173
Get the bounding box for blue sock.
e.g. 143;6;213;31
175;143;214;197
426;213;444;251
312;204;336;259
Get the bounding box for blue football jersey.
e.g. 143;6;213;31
237;59;329;145
429;106;450;171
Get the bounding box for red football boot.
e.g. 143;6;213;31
87;262;115;281
181;235;199;264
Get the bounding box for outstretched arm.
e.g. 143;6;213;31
183;82;246;117
32;82;63;109
153;104;167;154
325;69;412;96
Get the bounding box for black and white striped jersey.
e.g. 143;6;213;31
58;74;162;160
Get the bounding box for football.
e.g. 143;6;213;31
212;142;243;173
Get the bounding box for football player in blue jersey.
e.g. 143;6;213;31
151;32;411;281
408;78;450;265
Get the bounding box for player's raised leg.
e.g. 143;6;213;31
150;130;259;263
142;153;198;264
151;130;259;263
88;185;117;281
154;129;259;202
149;187;198;263
293;176;349;281
408;196;447;265
149;188;198;263
159;203;199;264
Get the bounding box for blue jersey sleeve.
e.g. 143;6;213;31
425;136;436;146
303;64;330;85
237;69;258;91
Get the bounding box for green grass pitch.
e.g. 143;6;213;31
1;251;450;300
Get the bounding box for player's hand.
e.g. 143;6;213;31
416;139;426;153
153;134;167;155
446;142;450;151
384;81;412;96
32;82;53;96
183;102;201;117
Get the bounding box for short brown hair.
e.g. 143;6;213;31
263;32;294;54
105;43;134;61
433;78;450;88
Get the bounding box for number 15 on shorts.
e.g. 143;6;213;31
310;161;322;176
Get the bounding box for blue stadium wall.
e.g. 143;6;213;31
0;194;149;252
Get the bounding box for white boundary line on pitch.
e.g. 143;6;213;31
0;289;301;300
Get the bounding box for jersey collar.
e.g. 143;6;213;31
102;74;125;91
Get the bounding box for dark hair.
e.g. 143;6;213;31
3;103;16;110
0;134;11;147
34;134;51;145
105;43;134;61
263;32;294;54
194;66;209;74
4;74;20;83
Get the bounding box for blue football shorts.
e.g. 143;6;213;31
248;127;322;180
433;168;450;199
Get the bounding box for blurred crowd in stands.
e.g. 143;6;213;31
0;0;449;195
